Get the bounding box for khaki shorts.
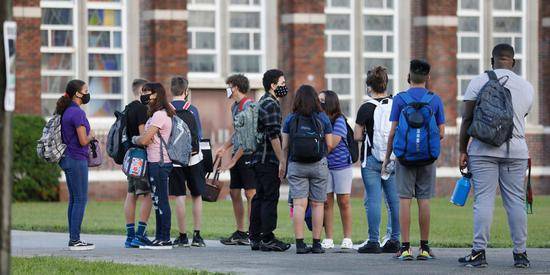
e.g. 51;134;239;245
128;176;150;196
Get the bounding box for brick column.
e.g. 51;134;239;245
540;0;550;126
411;0;458;126
140;0;187;87
278;0;326;115
12;1;41;115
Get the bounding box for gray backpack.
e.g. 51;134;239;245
233;98;258;153
158;115;193;166
468;70;514;147
36;115;66;163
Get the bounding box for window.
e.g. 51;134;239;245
228;0;264;74
324;0;353;116
40;0;127;117
492;0;525;76
188;0;219;75
457;0;483;99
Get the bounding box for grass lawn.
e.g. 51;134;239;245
11;256;221;275
13;196;550;248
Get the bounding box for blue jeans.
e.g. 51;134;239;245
148;162;173;241
361;155;400;242
59;156;89;241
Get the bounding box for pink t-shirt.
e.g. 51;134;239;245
145;110;172;163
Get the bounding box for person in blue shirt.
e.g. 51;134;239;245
280;85;333;254
383;60;445;261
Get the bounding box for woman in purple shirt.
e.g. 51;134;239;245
56;79;95;251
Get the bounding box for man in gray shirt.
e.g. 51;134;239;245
458;44;533;268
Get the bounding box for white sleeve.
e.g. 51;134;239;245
463;75;485;101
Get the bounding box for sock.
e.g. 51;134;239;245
420;240;429;251
194;230;201;237
313;239;321;244
296;239;305;247
126;223;135;239
402;242;410;250
179;232;188;239
136;221;147;237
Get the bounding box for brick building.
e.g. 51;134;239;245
11;0;549;199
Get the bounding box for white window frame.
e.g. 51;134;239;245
491;0;526;76
187;0;221;78
457;0;484;101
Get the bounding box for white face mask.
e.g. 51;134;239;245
226;87;233;99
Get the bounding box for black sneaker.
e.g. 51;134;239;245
220;231;250;246
140;239;173;250
381;239;400;253
173;235;190;247
513;252;530;268
459;250;488;268
358;241;382;254
68;240;95;251
251;240;261;251
311;242;325;254
296;243;311;254
192;235;206;247
260;239;291;252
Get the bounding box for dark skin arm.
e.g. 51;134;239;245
459;101;476;170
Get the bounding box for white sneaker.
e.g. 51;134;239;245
380;234;391;248
321;239;334;249
341;238;353;249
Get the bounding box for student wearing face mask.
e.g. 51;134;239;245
249;69;291;252
55;79;95;250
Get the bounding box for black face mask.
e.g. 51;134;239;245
140;94;151;105
80;93;90;105
274;85;288;98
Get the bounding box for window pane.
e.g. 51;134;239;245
457;59;479;75
231;0;249;4
387;35;393;52
188;32;193;48
364;35;383;52
41;99;58;116
230;33;249;50
460;79;471;96
253;33;261;50
230;55;261;73
41;75;74;94
458;17;479;32
331;34;350;51
331;0;350;7
493;0;512;10
52;30;72;47
89;77;122;95
514;37;522;54
113;31;122;48
339;100;351;117
365;0;383;8
460;37;479;53
387;0;394;8
87;99;122;117
189;11;215;27
326;58;350;74
89;54;122;71
88;31;110;48
460;0;479;9
88;9;121;26
493;17;521;32
196;32;216;49
326;14;350;30
493;37;512;46
189;54;216;72
364;15;393;31
512;59;521;75
230;12;260;28
41;53;73;70
42;8;72;25
365;58;393;74
41;30;48;46
331;78;351;95
515;0;522;11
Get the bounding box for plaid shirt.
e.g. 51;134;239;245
253;93;281;165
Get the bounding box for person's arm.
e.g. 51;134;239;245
459;101;476;170
326;134;335;152
76;126;94;146
215;135;234;158
133;126;159;146
271;138;283;163
138;124;145;135
439;124;445;140
279;133;289;179
354;124;365;141
382;122;398;170
221;147;243;171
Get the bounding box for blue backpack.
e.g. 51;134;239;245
393;92;440;166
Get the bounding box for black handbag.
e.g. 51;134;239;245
202;156;222;202
201;139;214;173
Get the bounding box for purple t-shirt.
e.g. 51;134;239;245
61;102;90;160
389;87;445;125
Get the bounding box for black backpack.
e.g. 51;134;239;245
175;102;200;153
106;106;131;165
468;70;514;147
343;118;359;163
289;114;325;163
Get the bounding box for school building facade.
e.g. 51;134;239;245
11;0;550;199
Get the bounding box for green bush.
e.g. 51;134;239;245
12;115;61;201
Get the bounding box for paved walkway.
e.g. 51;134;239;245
11;231;550;274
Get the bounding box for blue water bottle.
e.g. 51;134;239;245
450;170;472;206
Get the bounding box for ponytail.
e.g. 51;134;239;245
366;66;389;94
54;79;86;115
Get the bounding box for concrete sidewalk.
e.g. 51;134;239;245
11;230;550;274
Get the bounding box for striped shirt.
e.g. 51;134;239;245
327;116;351;170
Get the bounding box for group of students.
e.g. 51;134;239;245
54;43;532;268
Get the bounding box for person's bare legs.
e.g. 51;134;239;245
230;189;245;231
124;193;137;224
192;195;202;231
323;193;334;239
311;201;325;240
293;198;308;239
244;189;256;228
400;198;412;243
138;193;152;223
174;195;187;234
337;194;352;239
417;199;430;241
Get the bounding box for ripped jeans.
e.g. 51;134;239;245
148;162;173;241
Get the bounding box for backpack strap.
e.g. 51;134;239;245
420;92;435;104
399;92;414;105
238;98;253;111
183;101;192;111
485;70;498;81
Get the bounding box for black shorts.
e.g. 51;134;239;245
229;155;257;190
168;162;206;197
